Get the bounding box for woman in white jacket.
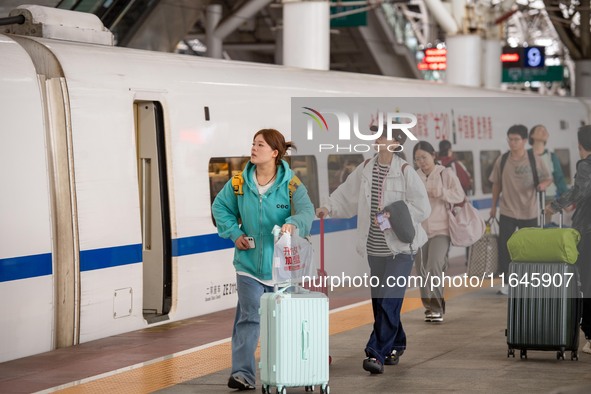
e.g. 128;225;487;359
412;141;465;323
316;129;430;375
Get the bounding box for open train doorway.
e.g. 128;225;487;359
134;101;172;323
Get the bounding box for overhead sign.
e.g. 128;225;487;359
502;65;564;83
330;1;367;27
417;48;447;71
502;46;545;69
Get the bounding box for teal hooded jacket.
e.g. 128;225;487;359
212;160;315;280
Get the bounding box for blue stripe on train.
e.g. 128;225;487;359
0;253;52;282
80;244;143;271
170;217;359;257
0;198;492;281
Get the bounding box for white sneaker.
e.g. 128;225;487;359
583;340;591;354
425;312;443;323
429;312;443;323
498;285;509;296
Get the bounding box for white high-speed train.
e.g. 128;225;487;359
1;6;589;363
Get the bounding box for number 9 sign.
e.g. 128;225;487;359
525;47;543;68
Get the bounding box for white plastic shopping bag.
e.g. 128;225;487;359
272;230;315;284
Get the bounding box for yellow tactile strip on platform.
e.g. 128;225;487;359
53;285;478;393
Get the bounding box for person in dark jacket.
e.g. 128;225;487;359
547;125;591;354
212;128;315;390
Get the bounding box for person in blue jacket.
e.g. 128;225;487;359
212;128;315;391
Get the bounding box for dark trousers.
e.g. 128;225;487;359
578;231;591;338
365;253;414;364
498;214;537;275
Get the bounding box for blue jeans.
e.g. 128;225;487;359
365;253;414;364
231;274;274;385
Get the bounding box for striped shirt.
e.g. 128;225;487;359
367;161;393;256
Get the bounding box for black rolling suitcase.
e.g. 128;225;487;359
505;193;582;360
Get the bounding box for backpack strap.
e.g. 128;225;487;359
288;175;301;216
231;173;244;195
500;152;509;178
527;149;540;189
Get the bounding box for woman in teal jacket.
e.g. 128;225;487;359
212;128;315;391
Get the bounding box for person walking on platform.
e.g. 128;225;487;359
438;139;472;264
489;124;552;295
529;124;568;224
438;139;473;196
316;128;430;375
413;141;465;323
546;125;591;354
212;129;315;391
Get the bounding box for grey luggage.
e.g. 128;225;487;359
506;261;581;360
506;199;582;360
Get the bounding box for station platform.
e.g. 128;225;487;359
2;258;591;394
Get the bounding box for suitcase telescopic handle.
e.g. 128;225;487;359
536;191;547;228
320;216;325;273
538;190;564;228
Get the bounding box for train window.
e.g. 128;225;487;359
208;155;319;225
209;157;250;205
450;151;474;194
553;149;572;186
480;150;501;194
327;154;365;194
284;155;320;208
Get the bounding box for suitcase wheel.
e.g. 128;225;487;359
305;386;314;392
262;385;269;394
556;351;565;360
320;384;330;394
571;351;578;361
520;349;527;359
507;348;515;358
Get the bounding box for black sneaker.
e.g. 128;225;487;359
384;349;404;365
228;375;255;391
362;357;384;374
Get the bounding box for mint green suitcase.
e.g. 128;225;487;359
259;286;330;394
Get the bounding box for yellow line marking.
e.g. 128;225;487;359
51;283;482;393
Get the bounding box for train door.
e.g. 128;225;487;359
134;101;172;322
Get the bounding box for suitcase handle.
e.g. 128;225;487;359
301;320;310;360
275;284;309;295
320;216;325;273
537;190;564;228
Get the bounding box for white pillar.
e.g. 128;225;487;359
283;0;330;70
423;0;459;35
446;34;482;87
482;39;502;89
275;28;283;65
206;4;222;59
575;60;591;97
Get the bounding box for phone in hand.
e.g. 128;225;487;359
245;236;256;249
